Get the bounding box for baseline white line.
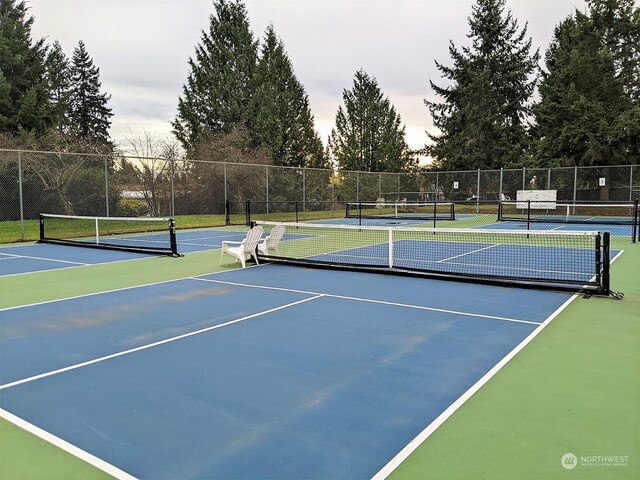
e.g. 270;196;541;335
0;252;88;265
371;250;626;480
0;408;138;480
0;264;262;312
437;244;500;263
0;294;322;391
191;277;539;326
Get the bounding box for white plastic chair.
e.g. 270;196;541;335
220;225;264;268
258;224;286;256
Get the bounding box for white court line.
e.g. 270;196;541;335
0;408;138;480
0;294;323;391
437;244;500;263
0;252;88;265
0;254;164;279
371;250;625;480
0;265;261;312
191;277;540;326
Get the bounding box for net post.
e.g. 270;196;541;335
433;199;437;228
225;199;230;226
95;217;99;245
451;202;455;220
527;200;531;232
169;218;178;256
601;232;610;295
39;214;45;242
358;201;362;227
295;201;299;223
245;200;251;227
497;201;502;222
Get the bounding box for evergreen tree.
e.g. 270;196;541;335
329;69;415;172
248;25;325;168
45;40;71;133
426;0;539;170
173;0;257;151
533;0;639;168
0;0;51;134
67;40;112;146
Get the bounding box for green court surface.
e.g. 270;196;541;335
0;241;637;479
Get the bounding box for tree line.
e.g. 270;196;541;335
1;0;639;185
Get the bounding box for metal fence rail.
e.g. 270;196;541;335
1;149;639;241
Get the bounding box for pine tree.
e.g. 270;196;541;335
248;25;325;168
426;0;539;170
67;40;112;146
329;69;415;172
45;40;71;133
533;1;639;168
0;0;51;134
173;0;257;151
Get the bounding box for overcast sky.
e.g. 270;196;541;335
28;0;587;157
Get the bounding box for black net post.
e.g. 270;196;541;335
451;202;456;220
527;200;531;231
497;201;503;221
38;214;45;242
169;218;178;256
601;232;610;294
358;201;362;227
224;199;230;226
433;200;437;228
295;201;299;223
245;200;251;226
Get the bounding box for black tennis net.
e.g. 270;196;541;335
345;201;455;221
39;214;179;256
254;221;621;297
498;200;639;242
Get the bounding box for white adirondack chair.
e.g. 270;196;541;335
257;224;286;256
220;225;264;268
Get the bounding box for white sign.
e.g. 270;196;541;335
599;177;606;187
453;181;459;189
516;190;557;209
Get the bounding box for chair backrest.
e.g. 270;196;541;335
265;225;286;248
243;225;264;252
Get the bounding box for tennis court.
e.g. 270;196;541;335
1;262;580;479
0;219;636;480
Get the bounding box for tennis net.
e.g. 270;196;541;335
498;200;639;241
39;214;179;256
345;201;455;221
254;221;621;297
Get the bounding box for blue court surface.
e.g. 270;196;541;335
0;264;576;479
0;229;252;277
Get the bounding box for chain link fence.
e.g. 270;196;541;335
1;149;639;242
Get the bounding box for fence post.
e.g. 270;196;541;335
547;168;551;190
356;171;360;201
266;166;269;215
435;171;439;201
522;167;526;190
630;165;633;202
499;167;503;200
104;155;110;217
223;162;228;206
18;150;25;241
170;157;175;217
476;168;480;213
302;167;306;215
573;166;578;211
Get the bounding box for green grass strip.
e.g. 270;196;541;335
0;418;113;480
390;246;639;480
